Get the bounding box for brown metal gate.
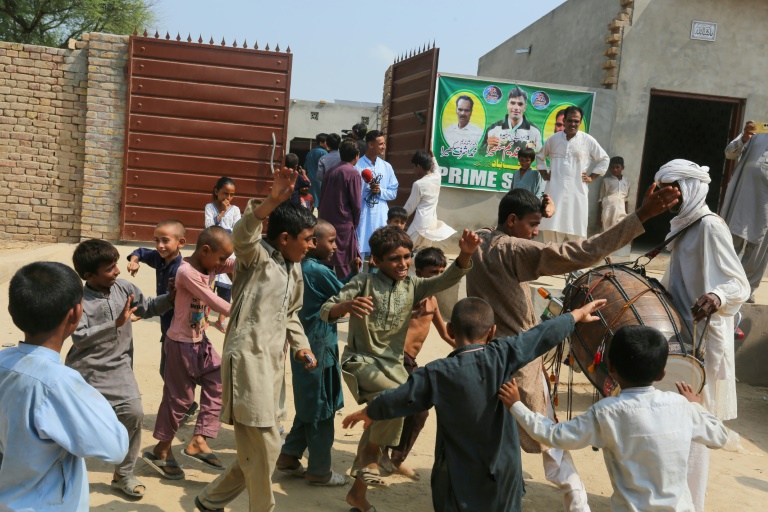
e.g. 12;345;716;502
383;44;439;205
121;33;292;243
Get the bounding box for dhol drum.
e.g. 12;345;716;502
562;264;705;397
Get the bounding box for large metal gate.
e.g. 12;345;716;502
383;44;439;205
121;33;292;242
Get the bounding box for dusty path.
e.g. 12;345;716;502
0;242;765;511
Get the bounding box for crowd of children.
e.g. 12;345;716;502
0;157;740;512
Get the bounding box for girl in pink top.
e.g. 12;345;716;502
144;226;235;480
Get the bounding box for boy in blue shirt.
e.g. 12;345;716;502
0;262;128;511
276;220;359;486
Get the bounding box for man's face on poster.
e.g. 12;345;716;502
456;99;473;128
507;95;526;125
554;113;565;133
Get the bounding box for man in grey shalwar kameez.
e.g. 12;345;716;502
722;122;768;302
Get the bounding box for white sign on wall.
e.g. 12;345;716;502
691;21;717;41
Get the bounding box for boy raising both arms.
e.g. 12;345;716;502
343;297;606;512
66;240;173;499
145;226;236;479
196;169;318;512
0;262;128;511
322;225;479;512
276;220;359;486
380;247;455;480
500;325;736;512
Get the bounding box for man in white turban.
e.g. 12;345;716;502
655;159;749;512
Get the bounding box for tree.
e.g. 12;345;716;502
0;0;158;47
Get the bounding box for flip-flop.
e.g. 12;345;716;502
141;451;185;480
277;463;306;477
194;496;223;512
356;468;387;488
182;449;226;471
214;319;228;333
349;507;377;512
111;474;146;497
310;470;348;486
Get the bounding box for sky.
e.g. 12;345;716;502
153;0;567;104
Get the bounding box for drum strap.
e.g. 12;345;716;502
635;214;716;267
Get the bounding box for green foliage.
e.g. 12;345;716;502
0;0;157;47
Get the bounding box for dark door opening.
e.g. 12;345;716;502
289;137;313;167
634;90;744;247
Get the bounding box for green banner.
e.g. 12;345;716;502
432;74;595;192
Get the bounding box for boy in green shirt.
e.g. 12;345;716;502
321;225;480;512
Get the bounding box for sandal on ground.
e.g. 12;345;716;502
214;319;228;333
310;470;348;486
141;451;185;480
277;463;306;477
356;467;387;487
182;448;226;471
349;507;377;512
111;474;146;498
195;496;224;512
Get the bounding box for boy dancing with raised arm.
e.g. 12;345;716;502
321;225;479;512
343;297;606;512
195;168;318;512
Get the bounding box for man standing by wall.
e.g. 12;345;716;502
484;86;542;156
537;106;609;243
355;129;399;260
721;120;768;303
304;133;328;208
442;95;483;148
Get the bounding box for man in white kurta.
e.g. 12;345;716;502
355;130;399;258
721;120;768;302
655;159;749;512
537;107;609;242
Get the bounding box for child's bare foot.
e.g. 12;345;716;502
346;479;374;512
276;453;304;475
394;462;420;481
182;435;224;470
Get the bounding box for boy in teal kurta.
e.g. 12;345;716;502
321;225;480;512
276;220;359;486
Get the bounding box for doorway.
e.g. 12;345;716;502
634;90;744;247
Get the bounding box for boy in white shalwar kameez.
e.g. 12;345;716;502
654;159;749;512
403;152;456;250
500;325;736;512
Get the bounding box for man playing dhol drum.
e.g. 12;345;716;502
467;184;680;512
655;159;749;512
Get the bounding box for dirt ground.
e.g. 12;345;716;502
1;242;766;511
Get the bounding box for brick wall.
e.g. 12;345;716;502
0;32;129;243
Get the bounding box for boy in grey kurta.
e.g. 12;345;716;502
66;239;172;499
196;168;318;512
321;225;480;512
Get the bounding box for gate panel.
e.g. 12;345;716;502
121;34;292;243
383;45;439;205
